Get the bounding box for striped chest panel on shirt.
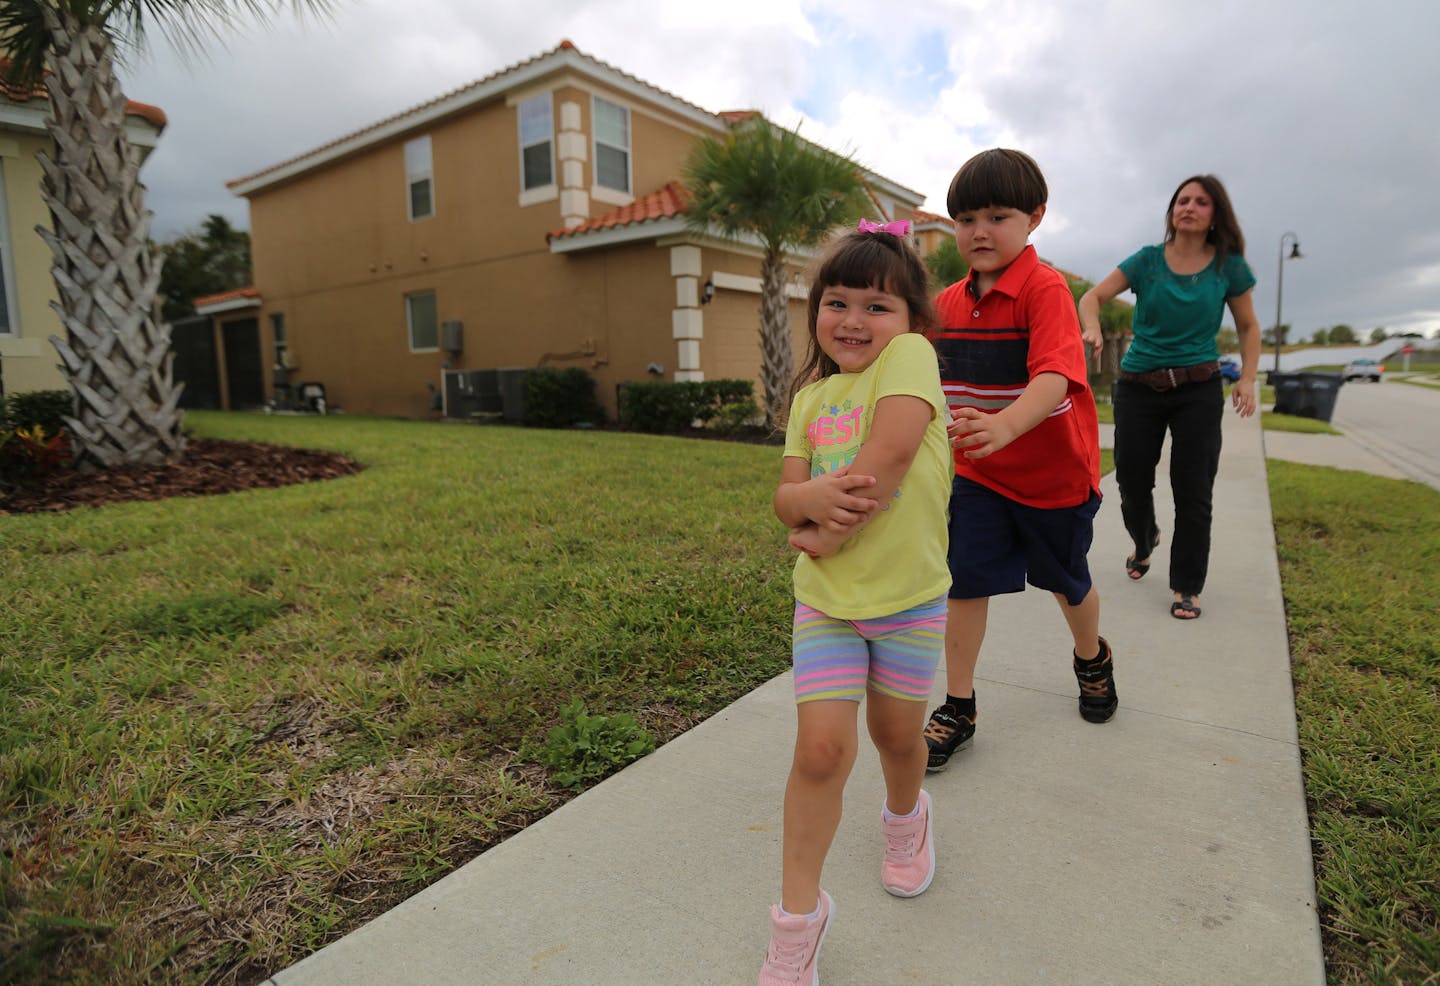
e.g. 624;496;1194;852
931;327;1075;420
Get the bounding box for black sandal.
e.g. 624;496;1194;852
1125;531;1160;581
1170;594;1202;620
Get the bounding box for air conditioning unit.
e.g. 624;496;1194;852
442;369;500;420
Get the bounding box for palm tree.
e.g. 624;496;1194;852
0;0;331;467
682;117;871;429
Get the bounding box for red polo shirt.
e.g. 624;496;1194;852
929;246;1100;509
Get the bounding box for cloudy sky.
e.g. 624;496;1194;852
122;0;1439;339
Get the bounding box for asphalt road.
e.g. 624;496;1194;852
1332;376;1440;490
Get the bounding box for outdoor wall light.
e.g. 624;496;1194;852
700;278;715;305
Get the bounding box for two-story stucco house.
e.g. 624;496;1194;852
0;66;165;398
217;40;926;420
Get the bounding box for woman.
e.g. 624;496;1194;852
1079;175;1261;620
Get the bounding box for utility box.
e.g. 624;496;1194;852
440;320;464;354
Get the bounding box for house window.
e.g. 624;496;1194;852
405;135;433;221
519;93;554;191
593;97;630;194
406;291;438;351
270;312;287;366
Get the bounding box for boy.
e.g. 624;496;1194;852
923;148;1115;771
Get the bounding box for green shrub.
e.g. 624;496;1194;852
709;399;761;435
3;389;72;434
616;379;758;433
528;700;657;790
523;367;604;428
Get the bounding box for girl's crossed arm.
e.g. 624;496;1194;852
781;393;934;558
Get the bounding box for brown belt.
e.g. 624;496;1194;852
1119;361;1220;391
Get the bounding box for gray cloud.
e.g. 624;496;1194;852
122;0;1440;338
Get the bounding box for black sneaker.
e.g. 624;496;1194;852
1074;637;1117;723
923;700;976;772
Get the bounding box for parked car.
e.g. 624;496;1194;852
1218;357;1242;383
1343;358;1384;382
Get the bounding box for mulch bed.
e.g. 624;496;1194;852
0;438;364;515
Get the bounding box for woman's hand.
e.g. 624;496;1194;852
1080;321;1103;358
1231;378;1257;418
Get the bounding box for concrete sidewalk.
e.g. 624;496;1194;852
266;410;1327;986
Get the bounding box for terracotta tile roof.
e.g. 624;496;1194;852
547;181;689;242
0;60;167;130
193;285;260;308
913;208;950;225
228;40;724;191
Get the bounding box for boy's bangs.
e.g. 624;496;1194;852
946;150;1046;216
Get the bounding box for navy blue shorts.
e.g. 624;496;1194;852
946;475;1100;606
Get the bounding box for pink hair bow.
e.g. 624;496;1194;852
857;218;911;237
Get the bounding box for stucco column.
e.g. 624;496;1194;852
557;100;589;228
670;246;704;382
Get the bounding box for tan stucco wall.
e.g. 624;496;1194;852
0;133;65;395
244;82;718;419
238;69;916;423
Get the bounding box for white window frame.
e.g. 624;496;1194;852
0;160;19;335
518;92;556;203
405;290;439;353
591;95;632;198
405;135;434;222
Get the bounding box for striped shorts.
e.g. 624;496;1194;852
792;596;947;703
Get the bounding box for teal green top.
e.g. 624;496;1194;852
1118;244;1256;372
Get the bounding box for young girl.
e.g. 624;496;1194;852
759;221;952;986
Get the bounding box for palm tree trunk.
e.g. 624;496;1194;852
758;249;794;429
36;7;185;468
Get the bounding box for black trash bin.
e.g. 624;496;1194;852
1268;370;1343;422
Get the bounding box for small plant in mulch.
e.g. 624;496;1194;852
0;424;75;486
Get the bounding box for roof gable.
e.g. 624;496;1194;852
227;40;727;197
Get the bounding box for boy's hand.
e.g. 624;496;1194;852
950;406;1018;459
806;465;880;532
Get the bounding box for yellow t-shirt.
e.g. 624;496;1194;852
783;332;952;619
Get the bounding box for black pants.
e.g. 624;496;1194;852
1113;376;1224;595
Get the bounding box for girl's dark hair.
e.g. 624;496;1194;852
1164;174;1246;260
792;227;936;399
946;148;1048;217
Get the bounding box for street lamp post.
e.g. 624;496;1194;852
1273;232;1303;372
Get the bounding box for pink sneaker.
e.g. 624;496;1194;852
881;789;935;897
757;890;833;985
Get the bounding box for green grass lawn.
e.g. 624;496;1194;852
1269;462;1440;983
1;412;795;984
2;413;1434;984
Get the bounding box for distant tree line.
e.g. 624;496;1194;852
154;214;252;324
